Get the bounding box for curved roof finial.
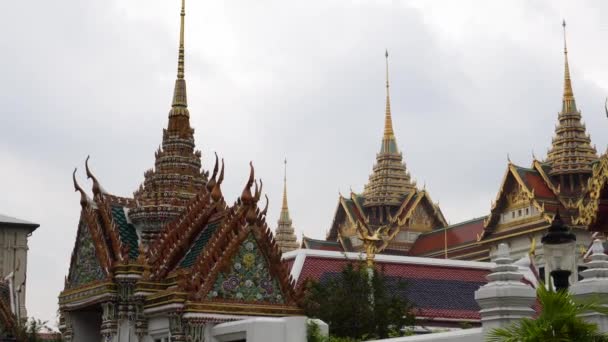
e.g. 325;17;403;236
206;152;219;192
241;161;255;204
72;168;89;208
211;158;225;201
85;156;105;198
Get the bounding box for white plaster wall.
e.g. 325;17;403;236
143;316;170;342
366;328;482;342
211;316;314;342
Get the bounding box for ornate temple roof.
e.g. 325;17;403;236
274;160;298;253
60;0;303;322
545;21;598;176
362;51;415;207
129;0;207;238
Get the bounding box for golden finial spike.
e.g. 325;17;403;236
384;49;394;138
282;158;288;210
178;0;186;80
562;19;575;112
169;0;188;112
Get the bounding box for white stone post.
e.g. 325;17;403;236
475;243;536;336
570;239;608;333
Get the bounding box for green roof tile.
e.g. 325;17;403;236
111;206;139;260
179;222;221;268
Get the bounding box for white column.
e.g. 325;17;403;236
475;243;536;336
570;239;608;333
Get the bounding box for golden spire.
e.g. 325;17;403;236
282;158;289;211
275;158;298;253
177;0;186;80
169;0;189;118
384;49;394;138
362;50;415;207
562;20;576;113
546;20;597;177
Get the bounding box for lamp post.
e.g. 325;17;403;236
541;211;576;291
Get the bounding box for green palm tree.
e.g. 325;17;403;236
487;284;608;342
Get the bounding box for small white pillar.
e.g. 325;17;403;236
475;243;536;336
570;239;608;333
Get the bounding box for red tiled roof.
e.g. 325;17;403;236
292;255;489;321
520;170;555;199
408;217;485;256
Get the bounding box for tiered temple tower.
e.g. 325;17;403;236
362;50;416;224
274;160;299;253
304;51;446;255
129;0;208;244
411;22;600;263
546;20;598;194
60;1;303;340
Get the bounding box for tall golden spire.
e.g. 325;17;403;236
130;0;205;243
282;158;289;211
562;20;576;113
168;0;190;129
275;159;298;253
384;49;394;138
546;20;598;180
363;50;415;207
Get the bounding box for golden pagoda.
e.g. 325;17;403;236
409;22;600;262
545;20;598;191
274;159;299;253
129;0;207;244
304;51;447;254
59;2;302;340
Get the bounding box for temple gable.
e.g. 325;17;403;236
67;220;107;289
208;233;285;303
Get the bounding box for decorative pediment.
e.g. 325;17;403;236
483;164;553;238
207;233;285;303
505;186;530;209
409;201;435;230
575;154;608;229
67;220;107;289
397;191;446;231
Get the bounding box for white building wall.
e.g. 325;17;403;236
0;226;31;320
366;328;482;342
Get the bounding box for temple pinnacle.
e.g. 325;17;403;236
275;158;298;253
546;20;598;178
384;49;394;138
170;0;188;114
562;19;575;113
282;158;289;211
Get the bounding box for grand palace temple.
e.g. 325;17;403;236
54;2;608;338
59;2;304;341
300;21;608;284
302;52;447;255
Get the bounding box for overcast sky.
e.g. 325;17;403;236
2;0;608;326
